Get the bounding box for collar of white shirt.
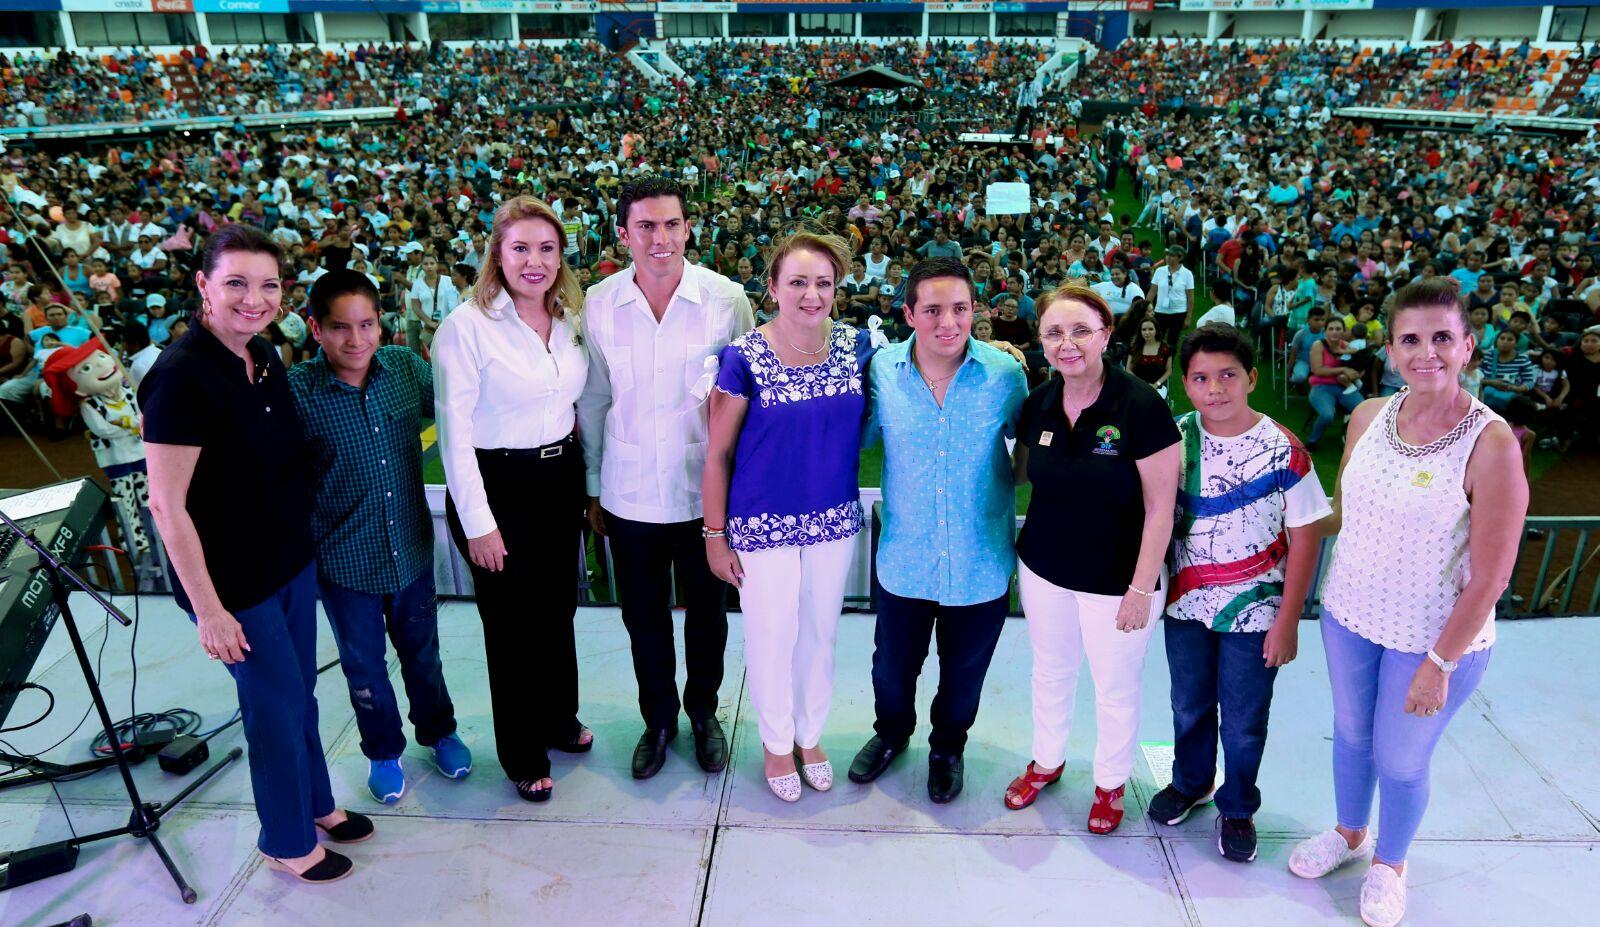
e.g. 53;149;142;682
614;262;705;312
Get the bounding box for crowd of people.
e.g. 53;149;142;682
4;36;1600;451
1;40;641;126
1081;37;1600;118
0;34;1591;926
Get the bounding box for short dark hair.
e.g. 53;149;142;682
200;223;281;277
904;257;975;312
617;177;687;228
122;322;151;352
309;268;380;323
1180;322;1256;375
1391;278;1468;338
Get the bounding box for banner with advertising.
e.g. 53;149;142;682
1178;0;1373;10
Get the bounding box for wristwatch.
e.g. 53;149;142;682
1426;649;1458;674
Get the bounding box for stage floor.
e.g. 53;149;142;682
1;596;1596;926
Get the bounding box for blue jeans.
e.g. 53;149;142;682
1164;617;1279;818
194;561;334;858
870;583;1008;755
1308;383;1363;443
317;569;457;761
1322;615;1491;866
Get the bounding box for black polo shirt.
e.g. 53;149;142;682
138;321;312;613
1016;365;1181;596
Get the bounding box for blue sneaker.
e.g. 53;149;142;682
432;733;473;780
367;758;405;805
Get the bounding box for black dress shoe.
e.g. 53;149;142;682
632;726;677;780
928;752;964;804
848;734;910;784
690;717;728;773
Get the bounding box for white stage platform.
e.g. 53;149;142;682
1;595;1596;926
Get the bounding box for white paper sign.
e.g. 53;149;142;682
985;182;1030;216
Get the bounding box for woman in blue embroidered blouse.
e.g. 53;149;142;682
703;229;871;803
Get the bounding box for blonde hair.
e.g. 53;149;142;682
474;196;583;319
766;226;852;288
1036;282;1114;330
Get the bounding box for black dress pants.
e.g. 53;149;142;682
446;438;584;781
604;510;728;730
870;583;1009;756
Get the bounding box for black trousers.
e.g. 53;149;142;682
605;511;728;730
870;583;1009;756
446;438;584;781
1012;104;1035;138
1156;311;1188;350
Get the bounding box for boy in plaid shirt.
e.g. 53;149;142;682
289;269;472;805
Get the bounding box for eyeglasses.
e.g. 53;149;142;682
1040;327;1105;347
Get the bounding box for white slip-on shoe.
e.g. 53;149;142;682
1359;863;1408;927
1288;828;1374;879
766;772;802;803
797;759;834;792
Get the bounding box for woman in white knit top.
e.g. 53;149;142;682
1288;279;1527;927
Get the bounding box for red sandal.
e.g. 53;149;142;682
1088;784;1126;835
1004;762;1063;811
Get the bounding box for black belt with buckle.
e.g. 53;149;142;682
481;434;576;461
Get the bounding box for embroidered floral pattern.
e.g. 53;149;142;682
728;500;864;552
736;323;862;408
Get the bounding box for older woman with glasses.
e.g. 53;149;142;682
1003;284;1181;835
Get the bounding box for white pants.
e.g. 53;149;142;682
738;537;854;755
1019;560;1162;789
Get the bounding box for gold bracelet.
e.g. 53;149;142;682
1127;583;1155;597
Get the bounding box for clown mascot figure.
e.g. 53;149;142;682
41;337;151;553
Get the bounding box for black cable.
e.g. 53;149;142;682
0;609;114;780
0;736;78;842
0;683;55;734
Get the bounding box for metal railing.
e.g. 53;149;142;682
426;493;1599;622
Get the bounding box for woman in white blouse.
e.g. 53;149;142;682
1289;279;1526;927
407;253;461;356
434;196;591;803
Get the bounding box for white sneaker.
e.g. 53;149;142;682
1359;863;1408;927
1288;828;1374;879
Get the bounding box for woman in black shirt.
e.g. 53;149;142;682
1001;284;1181;835
142;225;371;884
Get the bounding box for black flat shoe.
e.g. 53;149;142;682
848;734;910;784
928;752;964;804
690;717;728;773
261;849;354;884
552;723;594;754
315;811;375;844
515;778;553;803
632;726;678;780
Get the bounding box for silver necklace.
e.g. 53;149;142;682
780;324;828;356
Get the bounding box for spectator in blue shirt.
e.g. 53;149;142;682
847;257;1029;805
1449;251;1486;294
288;269;472;807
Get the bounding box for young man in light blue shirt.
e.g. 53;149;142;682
847;257;1029;804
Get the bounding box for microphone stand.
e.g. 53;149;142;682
0;503;241;904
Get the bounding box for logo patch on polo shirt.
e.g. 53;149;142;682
1093;425;1121;456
